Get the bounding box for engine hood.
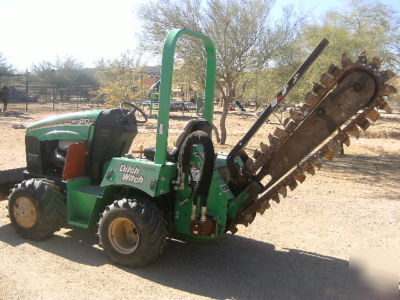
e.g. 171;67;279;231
26;110;104;140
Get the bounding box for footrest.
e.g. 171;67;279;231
66;177;104;228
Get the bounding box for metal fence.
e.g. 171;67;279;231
6;84;102;111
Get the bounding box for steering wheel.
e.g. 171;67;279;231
119;101;148;124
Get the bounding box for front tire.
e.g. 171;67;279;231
8;179;67;240
98;198;167;267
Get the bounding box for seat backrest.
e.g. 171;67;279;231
90;109;138;183
168;119;212;161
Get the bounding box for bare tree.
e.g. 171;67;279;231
0;53;15;75
31;56;97;86
138;0;302;144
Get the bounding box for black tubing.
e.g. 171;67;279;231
178;130;215;208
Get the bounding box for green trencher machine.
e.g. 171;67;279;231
5;29;397;267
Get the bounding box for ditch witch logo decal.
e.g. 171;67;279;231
119;164;145;184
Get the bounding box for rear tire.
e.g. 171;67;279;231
98;197;167;267
8;179;67;240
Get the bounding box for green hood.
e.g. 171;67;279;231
26;110;103;141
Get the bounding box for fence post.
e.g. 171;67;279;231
52;86;55;110
25;70;29;112
97;84;100;108
76;86;79;109
140;74;143;101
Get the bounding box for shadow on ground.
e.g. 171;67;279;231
0;223;349;299
378;114;400;122
0;111;32;119
322;152;400;186
169;114;202;121
0;183;12;200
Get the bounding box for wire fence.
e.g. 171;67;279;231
5;84;103;111
2;78;398;116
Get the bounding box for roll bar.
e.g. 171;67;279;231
154;29;216;164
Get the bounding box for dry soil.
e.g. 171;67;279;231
0;103;399;299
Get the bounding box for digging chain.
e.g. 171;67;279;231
229;52;397;233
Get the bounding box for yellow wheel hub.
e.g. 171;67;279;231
13;196;37;229
108;217;139;254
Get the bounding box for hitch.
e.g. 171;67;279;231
190;215;217;237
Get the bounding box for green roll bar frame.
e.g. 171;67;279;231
154;29;216;164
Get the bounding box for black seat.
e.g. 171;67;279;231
143;119;212;162
90;109;138;183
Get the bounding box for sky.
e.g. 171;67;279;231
0;0;399;72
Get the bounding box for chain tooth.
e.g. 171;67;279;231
270;191;280;203
242;213;255;226
355;116;370;131
227;224;238;233
268;134;280;147
289;109;304;123
301;162;316;175
312;82;328;97
257;199;270;215
249;161;261;173
370;56;382;68
276;183;287;198
379;84;397;96
376;97;388;109
259;142;271;155
257;208;266;215
261;199;270;209
239;214;251;226
347;124;360;139
343;136;350;147
320;73;336;88
285;120;297;132
309;154;322;170
294;169;306;183
273;127;289;139
253;149;262;159
341;53;354;69
245;157;255;169
327;64;344;80
356;51;368;65
337;132;351;147
327;139;342;154
382;103;392;113
283;117;291;127
320;146;334;160
283;176;298;191
300;103;311;114
365;109;380;122
376;97;392;113
304;92;321;107
230;225;238;234
379;70;396;82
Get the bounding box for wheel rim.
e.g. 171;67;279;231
13;196;37;228
108;217;139;254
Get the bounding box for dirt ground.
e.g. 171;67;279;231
0;102;399;299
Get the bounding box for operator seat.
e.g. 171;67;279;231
90;109;138;184
143;119;212;162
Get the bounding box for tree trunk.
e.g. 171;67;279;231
211;123;221;144
219;96;229;145
218;81;235;145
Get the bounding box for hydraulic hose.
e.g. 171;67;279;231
177;130;215;210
